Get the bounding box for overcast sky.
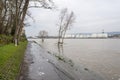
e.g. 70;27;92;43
25;0;120;37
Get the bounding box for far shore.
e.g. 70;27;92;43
27;37;120;39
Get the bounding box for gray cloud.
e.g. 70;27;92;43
25;0;120;36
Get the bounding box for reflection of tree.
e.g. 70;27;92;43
57;44;64;56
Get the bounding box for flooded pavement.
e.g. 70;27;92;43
30;39;120;80
19;42;71;80
19;41;104;80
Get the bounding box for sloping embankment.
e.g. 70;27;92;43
19;41;104;80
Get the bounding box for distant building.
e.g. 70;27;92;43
91;33;108;38
65;33;108;38
65;34;72;38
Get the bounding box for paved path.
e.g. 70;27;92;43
19;41;104;80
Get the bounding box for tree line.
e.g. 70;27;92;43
0;0;54;45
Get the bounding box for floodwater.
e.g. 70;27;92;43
33;39;120;80
20;41;104;80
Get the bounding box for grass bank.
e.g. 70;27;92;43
0;41;27;80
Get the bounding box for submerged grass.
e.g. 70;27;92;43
0;41;27;80
47;51;74;67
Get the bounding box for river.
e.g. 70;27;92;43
30;39;120;80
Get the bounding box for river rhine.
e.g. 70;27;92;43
32;39;120;80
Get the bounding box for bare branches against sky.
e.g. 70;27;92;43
25;0;120;36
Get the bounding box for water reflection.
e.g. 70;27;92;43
57;44;64;56
30;39;120;80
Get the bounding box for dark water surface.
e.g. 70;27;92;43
32;39;120;80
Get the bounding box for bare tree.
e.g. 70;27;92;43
0;0;54;46
58;8;75;45
58;8;67;44
39;30;48;42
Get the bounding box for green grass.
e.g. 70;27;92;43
0;41;27;80
0;35;13;46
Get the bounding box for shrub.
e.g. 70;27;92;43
0;35;13;46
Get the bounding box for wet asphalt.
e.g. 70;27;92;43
19;41;104;80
